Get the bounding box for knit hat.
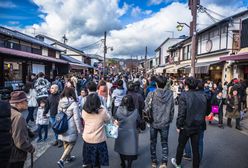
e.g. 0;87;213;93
9;91;27;104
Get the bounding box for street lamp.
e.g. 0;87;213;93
176;22;190;31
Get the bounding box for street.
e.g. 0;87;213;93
33;106;248;168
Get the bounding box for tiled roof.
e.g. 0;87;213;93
0;26;61;51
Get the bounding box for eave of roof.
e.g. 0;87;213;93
0;26;62;52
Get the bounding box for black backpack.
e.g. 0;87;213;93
52;104;73;134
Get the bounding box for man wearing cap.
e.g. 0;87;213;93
8;91;35;168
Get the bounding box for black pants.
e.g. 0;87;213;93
26;107;36;123
176;129;200;168
7;161;25;168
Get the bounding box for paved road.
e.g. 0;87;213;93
33;108;248;168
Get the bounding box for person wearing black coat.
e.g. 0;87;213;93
171;77;207;168
0;101;12;168
44;84;62;147
211;90;224;128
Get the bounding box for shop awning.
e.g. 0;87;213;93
154;66;165;74
61;55;93;69
184;61;221;74
0;47;68;64
220;52;248;61
69;63;93;69
165;66;177;74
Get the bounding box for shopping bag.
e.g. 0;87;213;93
105;122;118;139
205;113;214;121
211;105;219;114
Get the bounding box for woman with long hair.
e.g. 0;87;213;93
24;82;38;125
57;87;82;168
114;95;140;168
82;93;111;168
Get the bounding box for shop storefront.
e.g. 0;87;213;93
0;47;69;90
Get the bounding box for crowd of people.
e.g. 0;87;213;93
0;71;247;168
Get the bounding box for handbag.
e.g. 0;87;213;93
211;105;219;114
105;121;118;139
143;92;154;124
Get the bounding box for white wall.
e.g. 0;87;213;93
42;47;48;56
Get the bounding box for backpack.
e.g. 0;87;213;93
52;104;73;134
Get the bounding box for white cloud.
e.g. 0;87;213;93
0;1;16;8
20;0;247;59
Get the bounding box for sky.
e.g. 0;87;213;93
0;0;248;59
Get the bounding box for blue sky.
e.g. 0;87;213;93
0;0;189;28
0;0;248;58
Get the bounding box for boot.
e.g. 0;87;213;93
227;118;232;128
57;140;63;148
236;118;242;130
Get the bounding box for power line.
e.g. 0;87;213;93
80;39;103;49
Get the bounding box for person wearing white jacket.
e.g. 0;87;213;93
24;82;38;125
36;99;49;143
57;87;82;168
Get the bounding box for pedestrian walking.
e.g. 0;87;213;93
36;99;49;142
78;88;88;113
211;90;224;128
34;72;50;103
87;81;107;108
226;86;242;130
98;80;108;101
24;82;38;125
8;91;35;168
171;77;207;168
57;87;82;168
0;101;12;168
114;95;140;168
112;79;126;116
44;84;62;147
145;76;174;168
82;93;111;168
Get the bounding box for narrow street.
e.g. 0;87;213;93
33;106;248;168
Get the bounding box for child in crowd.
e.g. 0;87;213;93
36;99;49;142
78;88;88;113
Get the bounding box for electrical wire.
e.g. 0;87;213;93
80;39;103;49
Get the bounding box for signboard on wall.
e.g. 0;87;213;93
32;64;45;74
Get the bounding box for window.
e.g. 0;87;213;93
48;49;56;57
21;45;32;52
0;39;4;47
183;47;187;60
241;18;248;48
4;61;22;81
221;26;227;34
188;45;192;60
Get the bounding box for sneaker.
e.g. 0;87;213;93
65;156;76;163
171;158;182;168
159;163;167;168
218;124;224;129
183;154;192;161
36;139;43;143
57;160;64;168
152;162;157;168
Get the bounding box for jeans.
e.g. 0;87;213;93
184;130;204;161
50;116;58;140
150;125;170;164
37;124;48;140
26;107;36;123
176;129;200;168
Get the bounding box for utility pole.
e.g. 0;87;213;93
189;0;198;77
103;31;107;75
144;46;147;77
